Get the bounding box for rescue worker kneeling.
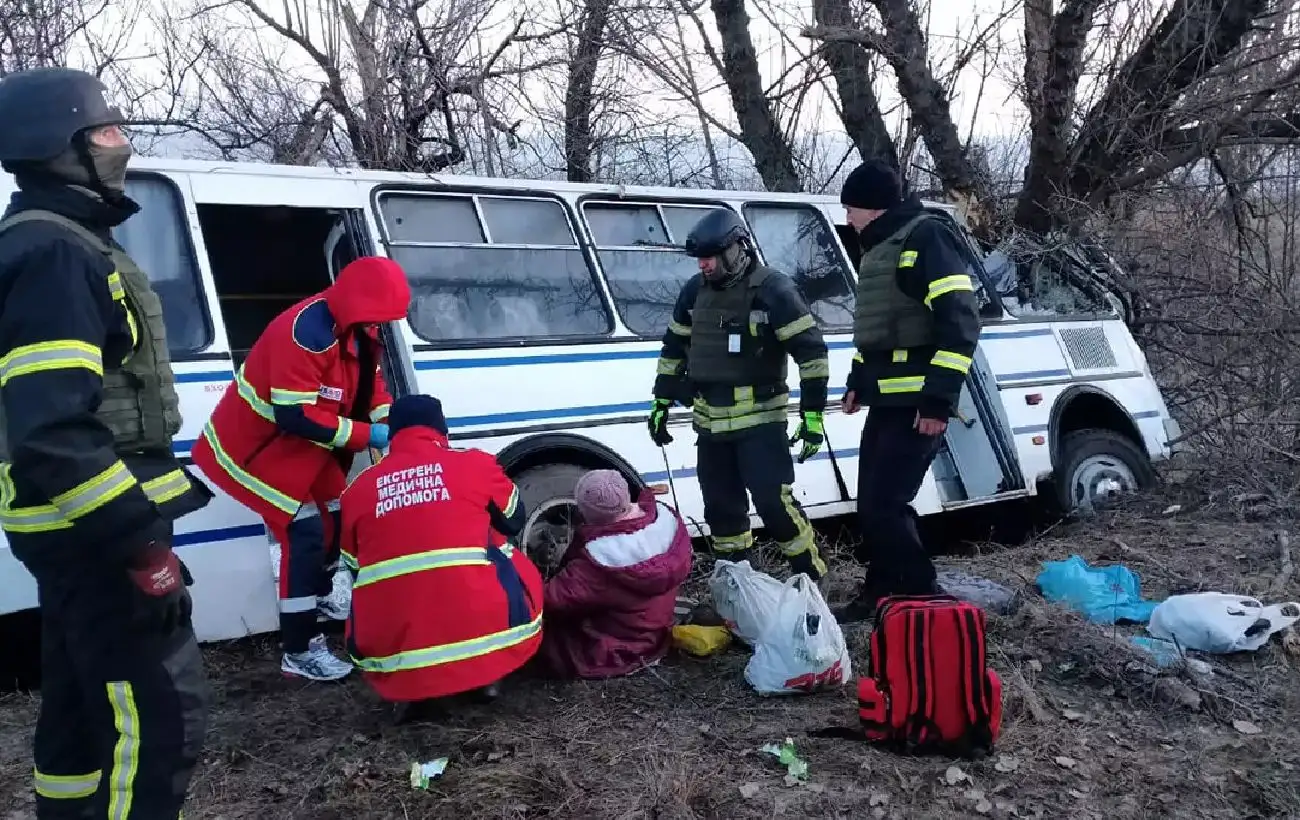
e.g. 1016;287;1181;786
339;394;544;707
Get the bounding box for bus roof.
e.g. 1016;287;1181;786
124;155;956;214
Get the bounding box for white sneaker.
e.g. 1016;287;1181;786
281;636;353;681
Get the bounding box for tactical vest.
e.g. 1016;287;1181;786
0;209;182;458
853;213;936;351
686;266;788;387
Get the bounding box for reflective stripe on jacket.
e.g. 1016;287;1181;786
191;264;404;524
339;425;542;702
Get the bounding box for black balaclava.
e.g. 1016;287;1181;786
708;240;753;290
42;130;133;203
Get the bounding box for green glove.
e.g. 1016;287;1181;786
648;398;674;445
789;410;824;463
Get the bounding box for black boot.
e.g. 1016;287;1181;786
471;681;501;703
832;575;892;624
787;551;825;582
392;698;445;725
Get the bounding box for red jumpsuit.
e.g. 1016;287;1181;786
191;257;411;652
339;425;544;702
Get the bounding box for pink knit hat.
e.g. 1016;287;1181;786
574;469;634;525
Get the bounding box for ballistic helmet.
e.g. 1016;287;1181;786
0;67;125;164
684;208;750;258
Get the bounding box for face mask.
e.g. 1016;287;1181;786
87;143;132;194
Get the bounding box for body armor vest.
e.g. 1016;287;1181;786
687;265;788;387
0;209;182;458
853;213;936;351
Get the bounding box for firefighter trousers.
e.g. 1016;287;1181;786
696;422;827;578
272;499;342;654
854;405;941;595
30;556;210;819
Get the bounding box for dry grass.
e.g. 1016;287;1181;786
2;476;1299;819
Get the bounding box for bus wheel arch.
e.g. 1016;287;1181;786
1043;386;1156;514
495;434;645;575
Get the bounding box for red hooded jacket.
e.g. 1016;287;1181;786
540;491;693;679
191;257;411;523
340;426;544;702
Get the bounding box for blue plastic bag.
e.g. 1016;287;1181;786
1035;555;1158;624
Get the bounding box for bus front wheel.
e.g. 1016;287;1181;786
1053;428;1156;514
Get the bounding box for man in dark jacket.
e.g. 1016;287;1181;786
649;208;830;580
835;160;982;622
0;67;213;818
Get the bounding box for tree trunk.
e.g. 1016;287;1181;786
565;0;610;183
870;0;981;219
813;0;898;168
709;0;802;191
1066;0;1273;205
1013;0;1106;234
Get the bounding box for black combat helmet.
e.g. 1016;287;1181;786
0;67;125;164
684;208;750;258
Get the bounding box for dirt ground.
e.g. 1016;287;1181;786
2;474;1299;819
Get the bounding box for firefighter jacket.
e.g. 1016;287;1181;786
191;257;410;525
0;182;211;572
653;263;829;437
339;425;543;702
847;197;981;419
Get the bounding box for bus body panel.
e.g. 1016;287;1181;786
0;156;1180;647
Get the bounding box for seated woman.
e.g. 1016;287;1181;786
339;394;543;711
540;470;693;679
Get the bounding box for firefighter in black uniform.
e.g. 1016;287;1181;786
0;67;214;818
649;208;830;580
834;160;982;623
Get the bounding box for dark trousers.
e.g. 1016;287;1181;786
30;559;210;819
696;422;825;574
274;506;342;653
855;405;942;594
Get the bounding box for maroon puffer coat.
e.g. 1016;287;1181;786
540;490;693;679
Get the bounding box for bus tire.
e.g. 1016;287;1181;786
1053;428;1156;514
514;462;588;577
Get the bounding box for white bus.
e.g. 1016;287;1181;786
0;158;1181;645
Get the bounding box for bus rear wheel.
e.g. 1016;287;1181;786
1054;428;1156;514
515;463;587;578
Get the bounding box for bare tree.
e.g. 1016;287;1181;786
805;0;1300;236
564;0;611;182
707;0;801;190
171;0;563;171
810;0;897;168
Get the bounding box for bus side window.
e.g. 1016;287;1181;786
742;203;856;330
376;192;612;343
583;201;713;337
114;175;213;355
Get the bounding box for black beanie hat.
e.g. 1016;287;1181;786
840;160;904;210
388;394;449;436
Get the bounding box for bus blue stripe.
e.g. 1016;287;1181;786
175;370;234;383
173;523;266;547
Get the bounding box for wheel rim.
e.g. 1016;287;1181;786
1069;454;1138;512
521;497;578;576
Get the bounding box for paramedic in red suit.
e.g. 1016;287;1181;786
190;256;411;681
339;394;544;707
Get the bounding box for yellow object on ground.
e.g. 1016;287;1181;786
672;624;732;657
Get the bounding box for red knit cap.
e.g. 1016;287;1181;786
574;469;633;525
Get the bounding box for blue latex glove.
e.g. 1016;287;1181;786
368;423;390;449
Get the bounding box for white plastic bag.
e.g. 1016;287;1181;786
708;559;786;646
1147;592;1300;653
744;574;853;695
